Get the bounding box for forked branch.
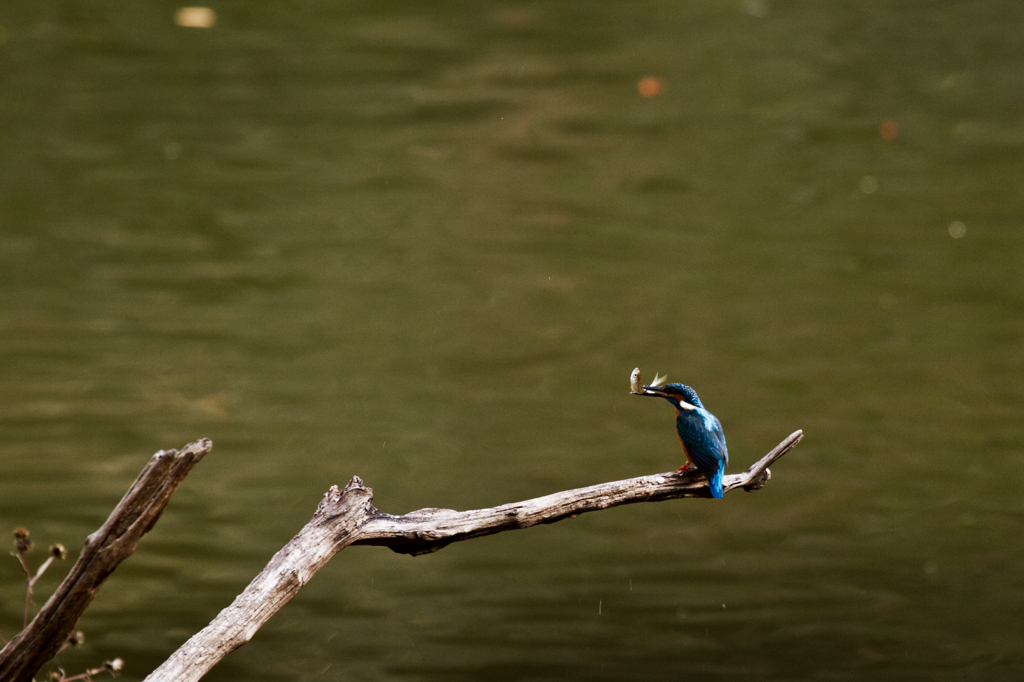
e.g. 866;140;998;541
144;429;802;682
0;430;802;682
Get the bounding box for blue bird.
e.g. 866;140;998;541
642;381;729;498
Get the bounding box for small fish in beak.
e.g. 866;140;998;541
629;367;644;394
629;368;667;395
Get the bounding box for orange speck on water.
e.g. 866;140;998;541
637;77;664;98
880;120;899;141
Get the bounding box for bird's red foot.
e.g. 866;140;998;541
675;463;691;472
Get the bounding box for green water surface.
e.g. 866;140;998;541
1;2;1022;680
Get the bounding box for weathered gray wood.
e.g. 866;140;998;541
0;439;212;682
355;429;801;555
143;477;375;682
143;430;802;682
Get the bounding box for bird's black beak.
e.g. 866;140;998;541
640;385;669;397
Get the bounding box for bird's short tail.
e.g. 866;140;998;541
709;469;725;499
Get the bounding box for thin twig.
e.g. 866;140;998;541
50;657;123;681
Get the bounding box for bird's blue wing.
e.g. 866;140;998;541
676;411;728;473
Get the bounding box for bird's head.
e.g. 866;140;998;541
641;382;704;411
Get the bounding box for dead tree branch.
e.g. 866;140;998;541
0;439;212;682
144;429;802;682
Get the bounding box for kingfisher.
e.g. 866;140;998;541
631;370;729;498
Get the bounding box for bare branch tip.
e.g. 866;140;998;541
342;476;371;496
178;438;213;460
186;438;213;452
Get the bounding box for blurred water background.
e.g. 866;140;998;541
1;2;1022;680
